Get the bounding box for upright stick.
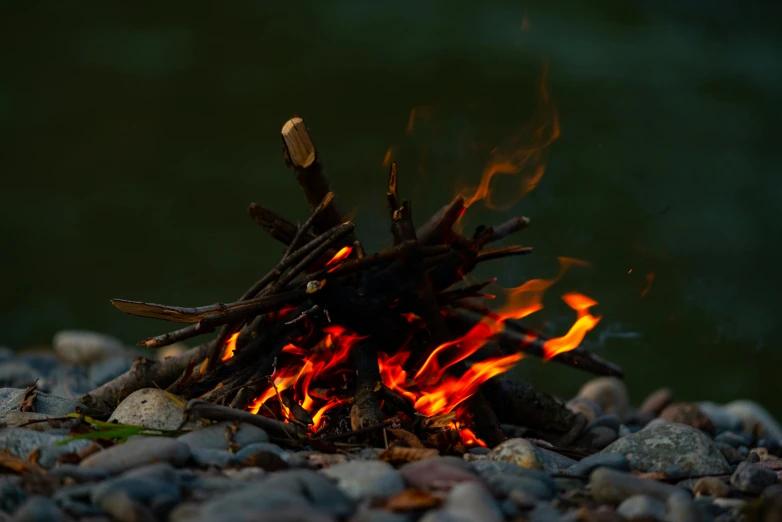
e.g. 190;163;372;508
282;117;355;243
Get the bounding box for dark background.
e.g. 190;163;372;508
2;2;780;416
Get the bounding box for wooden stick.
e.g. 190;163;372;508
137;324;213;349
282;117;354;240
285;191;334;260
76;341;214;414
248;203;316;247
476;245;534;263
240;215;350;302
436;279;496;305
183;399;305;439
487;216;531;243
416;195;466;246
111;288;307;324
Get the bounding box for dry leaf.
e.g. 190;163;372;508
380;446;439;465
383;489;442;512
386;428;425;449
28;448;40;465
0;449;46;475
19;383;37;413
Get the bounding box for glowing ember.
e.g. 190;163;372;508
221;332;240;361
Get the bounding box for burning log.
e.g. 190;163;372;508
96;115;624;453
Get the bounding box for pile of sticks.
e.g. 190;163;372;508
78;117;623;447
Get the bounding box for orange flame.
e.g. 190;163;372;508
325;246;353;272
221;332;240;361
383;147;394;168
641;272;654;297
542;293;602;359
460;62;560;210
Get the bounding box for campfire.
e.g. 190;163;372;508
82;116;624;452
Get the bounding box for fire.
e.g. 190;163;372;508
460;62;560;210
221;332;240;361
543;293;601;359
247;325;366;430
325;246;353;272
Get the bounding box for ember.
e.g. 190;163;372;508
102;114;623;451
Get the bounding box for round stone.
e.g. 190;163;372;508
53;330;125;365
488;438;544;470
108;388;197;431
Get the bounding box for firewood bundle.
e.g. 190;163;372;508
79;117;623;449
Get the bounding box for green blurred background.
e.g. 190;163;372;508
2;1;780;416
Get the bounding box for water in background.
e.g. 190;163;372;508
2;1;781;416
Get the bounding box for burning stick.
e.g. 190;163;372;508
416;195;466;246
448;307;624;378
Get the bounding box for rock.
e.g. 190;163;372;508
600;421;731;475
196;470;353;520
320;461;405;501
566;397;602;422
659;403;715;435
0;362;39;389
0;388;86;415
568;453;630;476
483;473;556;500
724;401;782;440
53;330;124;365
639;388;675;416
715;431;753;448
488;438;544;470
10;496;67;522
473;460;558;494
698;402;744;433
716;442;740;463
122;461;181;484
665;490;699;522
0;477;27;513
48;464;110;483
400;457;478;492
108;388;194;431
0;346;13;361
525;502;562;522
0;428;59;459
38;438;93;468
587;414;622;432
538;448;577;472
92;476;180;521
89;356;132;387
730;461;779;494
178;421;269;450
234;442;294;467
577;426;617;451
191;448;236;468
589;468;688;503
422;482;503;522
576;377;629;419
616;495;666;520
692;477;729;497
80;436;191;473
350;508;411;522
46;366;94;399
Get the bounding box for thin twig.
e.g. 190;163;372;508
320;418;399;442
284;192;334;260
